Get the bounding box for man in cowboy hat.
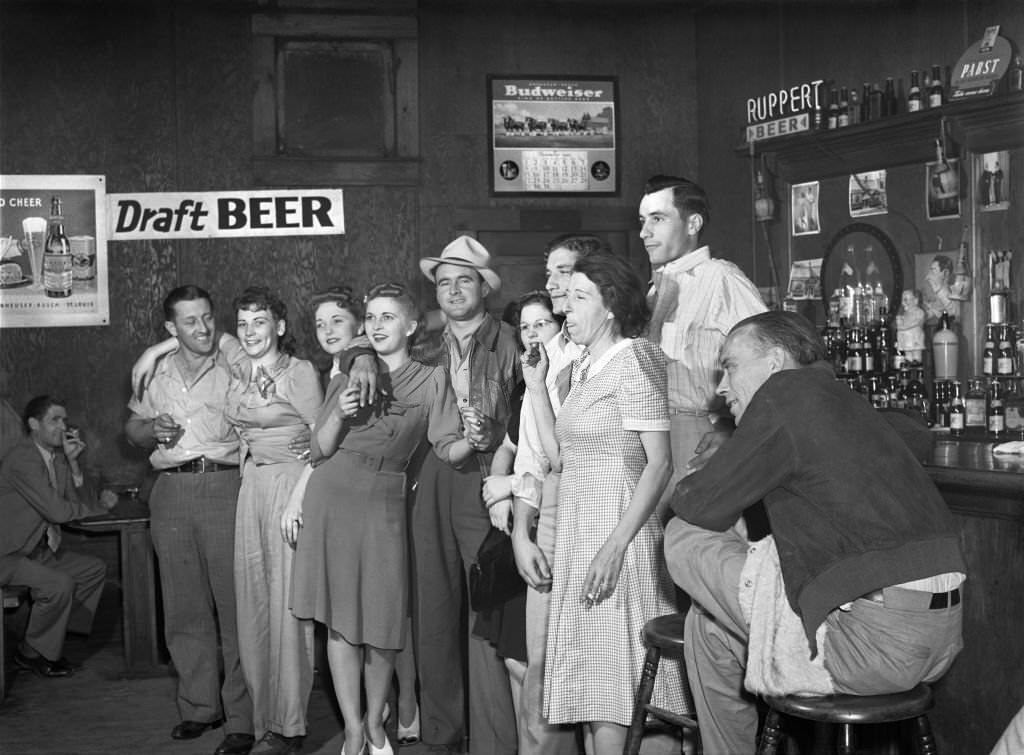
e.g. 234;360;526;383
411;235;520;755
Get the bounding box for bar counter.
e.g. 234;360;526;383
923;434;1024;752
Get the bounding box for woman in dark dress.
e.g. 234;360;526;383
285;283;472;755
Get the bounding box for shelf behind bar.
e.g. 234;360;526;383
740;91;1024;183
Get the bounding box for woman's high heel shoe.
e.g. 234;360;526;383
396;705;420;746
340;740;367;755
365;722;394;755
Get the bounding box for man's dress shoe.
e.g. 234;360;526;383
171;719;224;739
214;733;256;755
13;649;75;677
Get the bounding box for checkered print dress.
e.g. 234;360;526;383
543;338;688;725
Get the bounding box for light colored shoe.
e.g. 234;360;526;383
340;741;366;755
365;723;394;755
396;705;420;746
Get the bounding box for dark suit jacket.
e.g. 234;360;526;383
0;438;99;559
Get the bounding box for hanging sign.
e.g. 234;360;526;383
745;79;824;143
107;189;344;241
950;25;1013;101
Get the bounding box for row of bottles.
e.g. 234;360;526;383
817;65;948;131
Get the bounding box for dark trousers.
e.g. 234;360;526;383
149;470;252;735
411;451;517;755
0;544;105;661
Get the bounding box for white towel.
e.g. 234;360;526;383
738;536;834;698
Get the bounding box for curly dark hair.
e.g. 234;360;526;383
232;286;296;355
309;285;363;322
572;251;650;338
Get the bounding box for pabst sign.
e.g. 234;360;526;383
950;25;1014;101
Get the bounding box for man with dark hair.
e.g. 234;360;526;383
638;175;766;506
664;311;966;755
125;285;256;755
0;395;116;677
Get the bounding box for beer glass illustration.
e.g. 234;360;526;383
21;216;47;289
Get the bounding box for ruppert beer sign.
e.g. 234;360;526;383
107;189;345;241
745;79;825;143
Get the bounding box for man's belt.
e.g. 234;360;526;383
862;586;961;610
161;457;238;475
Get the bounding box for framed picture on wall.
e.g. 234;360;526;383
849;170;887;217
926;158;961;220
979;151;1010;212
488;75;618;196
791;181;820;236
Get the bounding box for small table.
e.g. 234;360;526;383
69;497;162;676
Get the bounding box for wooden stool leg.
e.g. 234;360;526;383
623;645;661;755
1;585;6;703
913;714;938;755
757;709;784;755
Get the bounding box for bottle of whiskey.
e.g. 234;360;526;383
928;64;944;108
827;88;840;130
838;87;850;127
949;380;966;437
43;195;72;299
907;70;923;112
988;378;1006;439
997;325;1015;376
982;325;996;377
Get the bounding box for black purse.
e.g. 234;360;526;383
469;526;526;612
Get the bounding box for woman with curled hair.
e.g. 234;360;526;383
523;251;686;755
227;285;325;752
285;283;473;755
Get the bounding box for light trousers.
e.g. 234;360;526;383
150;470;253;735
235;460;315;739
664;518;964;755
519;471;578;755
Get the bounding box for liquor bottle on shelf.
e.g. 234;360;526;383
838;87;850;128
949;380;966;437
827;88;840;130
932;311;959;381
869;375;888;409
928;64;944;108
906;368;929;422
988;377;1006;439
876;308;893;375
932;380;950;428
883;77;898;117
869;84;884;121
982;324;996;377
886;374;901;407
860;83;872;122
998;325;1016;376
847;327;864;374
965;378;988;428
849;88;861;125
43;195;72;299
1009;55;1024;92
907;70;923;112
891;368;911;410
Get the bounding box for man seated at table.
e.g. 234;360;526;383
664;311;967;755
0;395;117;677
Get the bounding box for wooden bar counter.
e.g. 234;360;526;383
924;434;1024;753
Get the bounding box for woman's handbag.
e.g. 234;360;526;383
469;526;526;612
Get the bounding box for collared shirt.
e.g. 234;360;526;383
416;313;521;476
512;329;583;509
128;339;246;470
651;246;766;415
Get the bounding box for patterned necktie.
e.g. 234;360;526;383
648;270;678;344
571;351;591;388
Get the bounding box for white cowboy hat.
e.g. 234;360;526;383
419;235;502;292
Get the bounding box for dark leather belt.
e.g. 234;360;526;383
338;448;406;473
863;586;961;610
161;457;238;475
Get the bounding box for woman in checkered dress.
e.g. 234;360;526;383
523;250;686;755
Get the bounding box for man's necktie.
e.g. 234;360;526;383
648;270;679;344
555;363;573;404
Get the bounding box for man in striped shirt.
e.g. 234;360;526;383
638;175;766;508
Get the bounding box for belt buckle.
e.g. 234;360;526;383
195;457;208;474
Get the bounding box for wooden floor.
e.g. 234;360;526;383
0;588;437;755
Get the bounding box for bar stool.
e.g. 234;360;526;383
623;612;699;755
756;683;937;755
